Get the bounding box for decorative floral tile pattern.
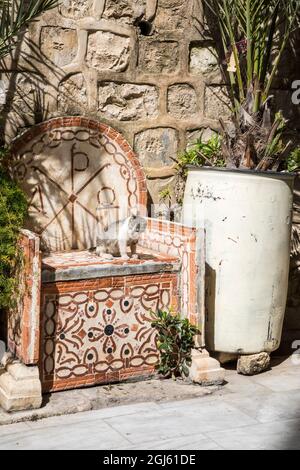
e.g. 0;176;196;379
41;274;178;392
140;219;204;339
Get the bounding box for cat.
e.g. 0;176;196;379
95;208;147;260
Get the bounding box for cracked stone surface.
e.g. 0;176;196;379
168;84;198;118
204;86;232;120
59;0;92;18
87;31;131;72
103;0;146;24
58;73;88;114
139;40;179;74
40;27;78;67
134;127;178;167
190;45;219;75
98;82;159;121
154;0;190;31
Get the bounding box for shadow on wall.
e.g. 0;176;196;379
0;34;113;253
0;33;66;144
0;23;158;251
0;34;70;250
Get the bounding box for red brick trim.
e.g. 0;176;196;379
7;230;41;365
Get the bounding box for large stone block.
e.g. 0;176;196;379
98;82;159;121
13;74;44;112
237;352;271;376
59;0;92;18
139;40;179;74
154;0;190;31
87;31;131;72
0;363;42;412
189;349;225;385
146;178;176;206
204;86;232;120
103;0;140;24
58;73;88;114
168;84;198;119
134;127;179;167
40;26;78;67
190;44;219;75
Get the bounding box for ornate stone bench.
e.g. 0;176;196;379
0;117;223;411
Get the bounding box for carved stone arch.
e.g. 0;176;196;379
11;117;147;252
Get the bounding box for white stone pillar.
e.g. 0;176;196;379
0;362;42;412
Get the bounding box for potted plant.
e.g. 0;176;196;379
151;310;199;379
181;0;300;373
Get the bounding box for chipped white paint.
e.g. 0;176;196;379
183;167;295;354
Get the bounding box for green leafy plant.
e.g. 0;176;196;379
151;310;199;379
177;133;225;172
203;0;300;171
159;186;172;204
286;148;300;172
0;150;27;309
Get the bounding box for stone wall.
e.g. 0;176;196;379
0;0;230;205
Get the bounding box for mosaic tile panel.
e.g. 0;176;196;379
140;219;204;336
41;274;178;392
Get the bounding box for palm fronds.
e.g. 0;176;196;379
203;0;300;171
0;0;59;60
205;0;300;114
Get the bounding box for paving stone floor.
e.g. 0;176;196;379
0;356;299;450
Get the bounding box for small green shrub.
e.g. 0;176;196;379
0;150;28;309
286;148;300;172
158;186;172;204
177;133;225;172
151;310;199;379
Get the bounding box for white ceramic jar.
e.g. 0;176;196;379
183;167;295;354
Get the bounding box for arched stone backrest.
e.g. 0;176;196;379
12;117;147;253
